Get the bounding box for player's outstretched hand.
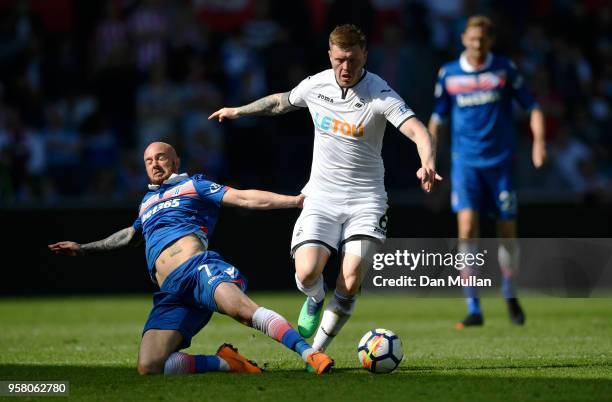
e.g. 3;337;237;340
416;167;443;193
532;140;547;168
48;241;83;257
208;107;239;122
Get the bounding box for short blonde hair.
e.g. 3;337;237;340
329;24;366;50
464;15;493;34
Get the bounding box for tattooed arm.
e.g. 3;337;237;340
208;92;299;121
48;227;143;257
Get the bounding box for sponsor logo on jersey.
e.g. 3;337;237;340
139;180;197;215
209;183;222;193
142;199;180;222
317;93;334;103
446;70;507;95
313;112;365;138
456;90;501;107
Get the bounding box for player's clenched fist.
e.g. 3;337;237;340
208;108;239;122
48;241;83;257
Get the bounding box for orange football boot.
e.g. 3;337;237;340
216;343;262;373
306;351;334;374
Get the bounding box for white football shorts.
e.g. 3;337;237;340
290;196;388;255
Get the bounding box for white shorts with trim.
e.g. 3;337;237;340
290;196;388;254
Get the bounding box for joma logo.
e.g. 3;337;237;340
317;93;334;103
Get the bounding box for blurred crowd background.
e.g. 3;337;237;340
0;0;610;207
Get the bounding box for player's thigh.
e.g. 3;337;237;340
337;237;382;295
291;197;343;255
451;162;484;215
193;251;249;314
142;291;213;356
485;161;518;220
214;282;259;325
138;329;183;374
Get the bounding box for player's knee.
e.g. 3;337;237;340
294;245;329;285
459;225;478;239
458;215;479;239
295;268;320;286
137;356;165;375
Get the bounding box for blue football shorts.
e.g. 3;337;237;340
451;159;517;220
142;250;247;350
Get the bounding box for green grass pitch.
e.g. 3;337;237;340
1;294;611;402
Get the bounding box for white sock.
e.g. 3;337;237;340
312;290;356;351
295;273;326;303
163;352;230;374
498;240;520;277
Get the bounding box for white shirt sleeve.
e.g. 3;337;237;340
371;82;415;128
288;76;313;108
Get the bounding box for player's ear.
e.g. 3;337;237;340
175;157;181;172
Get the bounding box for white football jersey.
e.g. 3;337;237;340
289;69;414;201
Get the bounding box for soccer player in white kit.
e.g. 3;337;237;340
209;24;441;355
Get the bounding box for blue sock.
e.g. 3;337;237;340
194;355;221;373
502;276;517;299
281;329;312;356
466;297;481;316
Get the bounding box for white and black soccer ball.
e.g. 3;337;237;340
357;328;403;373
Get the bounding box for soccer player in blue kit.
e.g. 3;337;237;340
48;141;334;375
428;16;546;328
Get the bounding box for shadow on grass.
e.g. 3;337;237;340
1;364;610;402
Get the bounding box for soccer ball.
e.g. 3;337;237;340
357;328;403;373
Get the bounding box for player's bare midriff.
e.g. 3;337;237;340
155;233;206;286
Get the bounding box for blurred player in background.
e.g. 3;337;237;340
49;142;334;375
428;16;546;328
209;24;441;357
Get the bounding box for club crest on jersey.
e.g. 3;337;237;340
353;98;366;110
209;183;222;193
